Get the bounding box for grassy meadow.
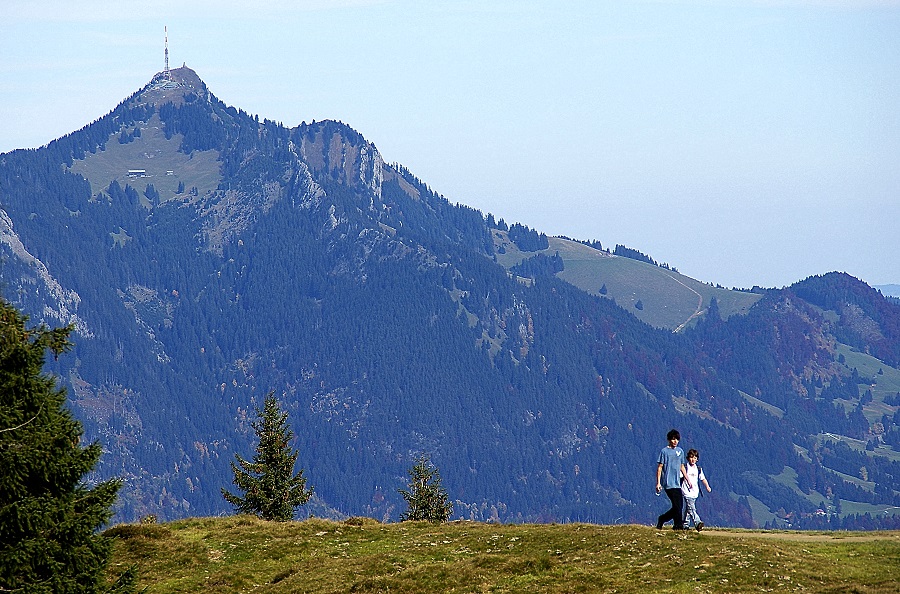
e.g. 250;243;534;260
105;515;900;593
494;232;761;331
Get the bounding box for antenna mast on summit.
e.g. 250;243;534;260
164;26;170;78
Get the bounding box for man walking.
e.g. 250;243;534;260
656;429;689;530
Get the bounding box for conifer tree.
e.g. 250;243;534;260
0;299;135;592
398;454;453;523
222;392;312;521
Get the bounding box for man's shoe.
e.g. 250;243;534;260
696;522;704;532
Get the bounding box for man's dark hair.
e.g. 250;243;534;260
666;429;681;441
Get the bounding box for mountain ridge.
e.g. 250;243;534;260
1;68;898;528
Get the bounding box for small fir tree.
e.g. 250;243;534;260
0;299;135;593
222;392;312;521
398;454;453;523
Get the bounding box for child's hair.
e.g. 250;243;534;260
686;448;699;459
666;429;681;441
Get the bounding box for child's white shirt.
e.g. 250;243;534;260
681;462;705;498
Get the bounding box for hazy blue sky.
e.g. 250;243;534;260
2;1;898;289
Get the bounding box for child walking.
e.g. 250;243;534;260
681;448;711;531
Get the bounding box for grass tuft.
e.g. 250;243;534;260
104;524;172;540
344;516;382;526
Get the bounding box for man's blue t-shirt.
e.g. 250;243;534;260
658;446;684;490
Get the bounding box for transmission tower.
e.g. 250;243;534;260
164;26;170;79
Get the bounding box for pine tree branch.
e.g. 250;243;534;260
0;401;45;434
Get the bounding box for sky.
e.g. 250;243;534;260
2;1;899;289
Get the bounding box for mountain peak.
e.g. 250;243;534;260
142;65;207;105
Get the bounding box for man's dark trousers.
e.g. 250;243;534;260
657;488;685;529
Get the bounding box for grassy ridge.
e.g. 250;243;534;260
494;233;761;331
106;516;900;593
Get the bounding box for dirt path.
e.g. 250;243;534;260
666;273;705;333
701;529;900;543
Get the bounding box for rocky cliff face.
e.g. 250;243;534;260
0;210;90;336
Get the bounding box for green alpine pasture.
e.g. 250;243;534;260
495;233;761;331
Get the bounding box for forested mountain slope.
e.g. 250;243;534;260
1;67;898;529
